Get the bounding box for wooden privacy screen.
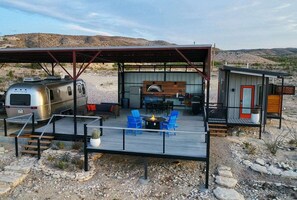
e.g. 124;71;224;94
142;81;186;97
267;95;282;114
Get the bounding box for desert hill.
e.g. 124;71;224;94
0;33;296;65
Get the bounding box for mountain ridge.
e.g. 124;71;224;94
1;33;296;65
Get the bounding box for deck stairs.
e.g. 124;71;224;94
209;123;228;137
21;135;54;155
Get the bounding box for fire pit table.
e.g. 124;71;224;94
143;116;166;130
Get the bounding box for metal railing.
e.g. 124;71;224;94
4;113;36;157
36;114;101;159
84;125;206;152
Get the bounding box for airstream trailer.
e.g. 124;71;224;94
5;76;87;122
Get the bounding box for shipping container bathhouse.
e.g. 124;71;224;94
210;65;291;138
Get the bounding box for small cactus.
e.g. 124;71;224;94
92;129;101;139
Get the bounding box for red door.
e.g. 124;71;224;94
240;85;255;118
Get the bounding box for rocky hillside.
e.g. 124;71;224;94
0;33;171;48
0;33;296;66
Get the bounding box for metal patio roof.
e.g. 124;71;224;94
0;45;212;63
222;65;290;78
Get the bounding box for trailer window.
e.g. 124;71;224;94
82;84;86;94
78;85;82;93
67;86;72;96
50;90;54;100
10;94;31;106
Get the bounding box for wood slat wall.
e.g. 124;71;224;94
267;95;281;114
142;81;186;97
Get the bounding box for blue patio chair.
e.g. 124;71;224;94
131;109;143;124
127;116;142;135
164;110;179;128
161;115;177;136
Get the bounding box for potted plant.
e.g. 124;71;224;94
90;129;101;147
251;107;260;123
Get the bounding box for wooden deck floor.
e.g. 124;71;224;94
36;108;207;159
209;118;261;126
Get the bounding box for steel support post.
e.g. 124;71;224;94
123;129;125;150
4;118;7;136
37;138;41;159
144;158;148;180
73;51;77;136
279;77;284;129
259;74;265;139
205;130;210;189
100;118;103;135
163;132;166;153
31;112;35;134
15;137;18;157
84;124;89;171
226;71;230;124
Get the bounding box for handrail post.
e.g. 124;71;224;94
15;136;18;157
163;131;165;153
123;129;125;150
84;124;89;171
52;116;56;134
31;113;35;134
100;118;103;136
37;138;41;159
4;118;7;136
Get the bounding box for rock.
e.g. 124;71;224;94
267;166;282;176
0;182;11;195
250;164;268;174
242;160;253;167
0;171;27;187
0;146;5;154
218;169;233;178
237;131;245;137
217;166;231;171
255;158;265;166
4;165;31;174
282;170;297;179
213;187;245;200
215;176;238;188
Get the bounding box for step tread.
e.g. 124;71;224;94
30;135;54;139
21;150;39;155
210;132;228;137
23;145;49;149
209;124;228;127
210;128;228;131
28;140;52;144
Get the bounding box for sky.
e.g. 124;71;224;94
0;0;296;50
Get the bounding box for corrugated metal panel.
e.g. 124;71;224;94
228;73;262;119
124;72;203;94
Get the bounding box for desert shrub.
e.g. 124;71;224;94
72;142;83;150
60;152;71;162
56;141;65;149
71;156;84;169
264;130;287;155
7;70;14;79
242;142;257;155
47;155;55;161
55;160;68;170
287;127;297;147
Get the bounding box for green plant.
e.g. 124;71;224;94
55;160;68;170
242;142;257;155
7;70;14;79
56;141;65;149
47;155;55;161
92;129;101;139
